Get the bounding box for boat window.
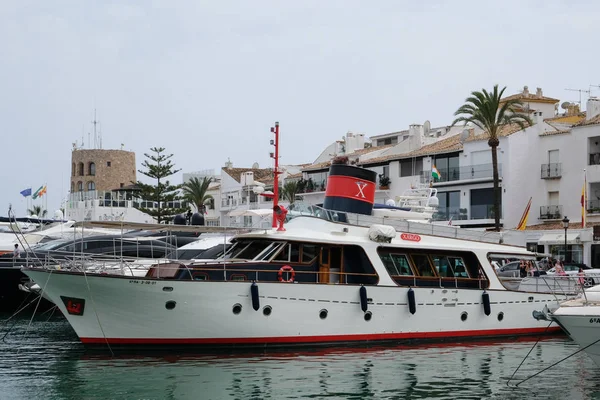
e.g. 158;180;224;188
431;255;454;278
412;254;436;277
302;244;319;264
380;252;413;276
257;242;286;261
229;240;273;260
449;257;469;278
274;243;301;263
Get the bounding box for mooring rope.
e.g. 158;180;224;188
82;269;114;357
506;320;554;386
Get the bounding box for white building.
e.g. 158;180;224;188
298;86;600;267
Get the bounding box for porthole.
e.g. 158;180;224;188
364;311;372;321
498;312;504;322
232;303;242;315
162;286;173;292
165;300;176;310
319;309;328;320
460;312;468;322
263;305;272;316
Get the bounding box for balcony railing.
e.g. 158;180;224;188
470;204;501;220
590;153;600;165
588;200;600;214
539;205;563;220
541;163;562;179
421;163;501;184
432;207;468;222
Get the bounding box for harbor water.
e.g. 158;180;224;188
1;314;599;400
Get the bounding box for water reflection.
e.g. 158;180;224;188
3;316;600;399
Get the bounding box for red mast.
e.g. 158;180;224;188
271;121;280;228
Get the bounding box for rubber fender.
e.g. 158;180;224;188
482;291;491;316
408;288;416;315
251;282;260;311
359;286;368;312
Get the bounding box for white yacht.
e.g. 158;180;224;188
22;165;564;349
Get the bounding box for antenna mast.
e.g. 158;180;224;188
92;109;98;149
565;88;591;107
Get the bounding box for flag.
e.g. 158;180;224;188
431;165;441;180
582;175;587;228
448;216;453;226
32;185;44;199
38;185;47;197
516;197;532;231
20;188;32;197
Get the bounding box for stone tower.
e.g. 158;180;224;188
70;149;136;193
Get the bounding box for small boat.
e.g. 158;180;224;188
23;164;563;349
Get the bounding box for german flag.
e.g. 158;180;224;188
516;197;532;231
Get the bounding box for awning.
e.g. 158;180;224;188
229;209;273;217
537;233;581;245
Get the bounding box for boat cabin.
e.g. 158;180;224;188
145;237;489;289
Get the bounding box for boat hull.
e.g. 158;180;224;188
552;306;600;365
24;268;562;348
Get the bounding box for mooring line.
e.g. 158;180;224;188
514;335;600;387
506;321;554;386
17;269;54;354
82;270;114;357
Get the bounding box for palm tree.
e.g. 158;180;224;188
181;177;213;214
28;205;47;218
452;85;532;231
281;181;299;204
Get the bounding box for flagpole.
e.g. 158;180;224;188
581;168;587;229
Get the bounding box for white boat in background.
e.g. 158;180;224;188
22;164;564;349
535;285;600;365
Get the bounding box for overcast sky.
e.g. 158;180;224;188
2;0;600;216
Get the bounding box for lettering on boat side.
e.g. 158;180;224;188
400;233;421;242
589;318;600;323
60;296;85;316
128;280;157;285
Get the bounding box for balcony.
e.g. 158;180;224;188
421;163;501;184
432;207;468;222
540;163;561;179
470;204;501;220
588;200;600;214
539;205;563;220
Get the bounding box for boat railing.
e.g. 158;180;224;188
287;202;505;244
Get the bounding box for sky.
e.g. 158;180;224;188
2;0;600;216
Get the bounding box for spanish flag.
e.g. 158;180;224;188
516;197;532;231
582;175;587;228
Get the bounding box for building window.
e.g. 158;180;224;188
77;181;83;192
87;181;96;191
88;162;96;176
107;161;112;167
432;154;460;182
72;163;75;177
120;183;124;188
78;162;84;176
70;182;74;192
435;191;461;221
382;165;389;178
400;158;423;177
470;188;500;219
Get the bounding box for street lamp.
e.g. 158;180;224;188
562;216;570;262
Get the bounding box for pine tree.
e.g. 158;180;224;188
135;147;188;223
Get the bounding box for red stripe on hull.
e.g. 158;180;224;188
80;326;562;345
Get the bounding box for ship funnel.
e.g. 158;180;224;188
323;164;377;215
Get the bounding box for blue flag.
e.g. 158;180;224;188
20;188;32;197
